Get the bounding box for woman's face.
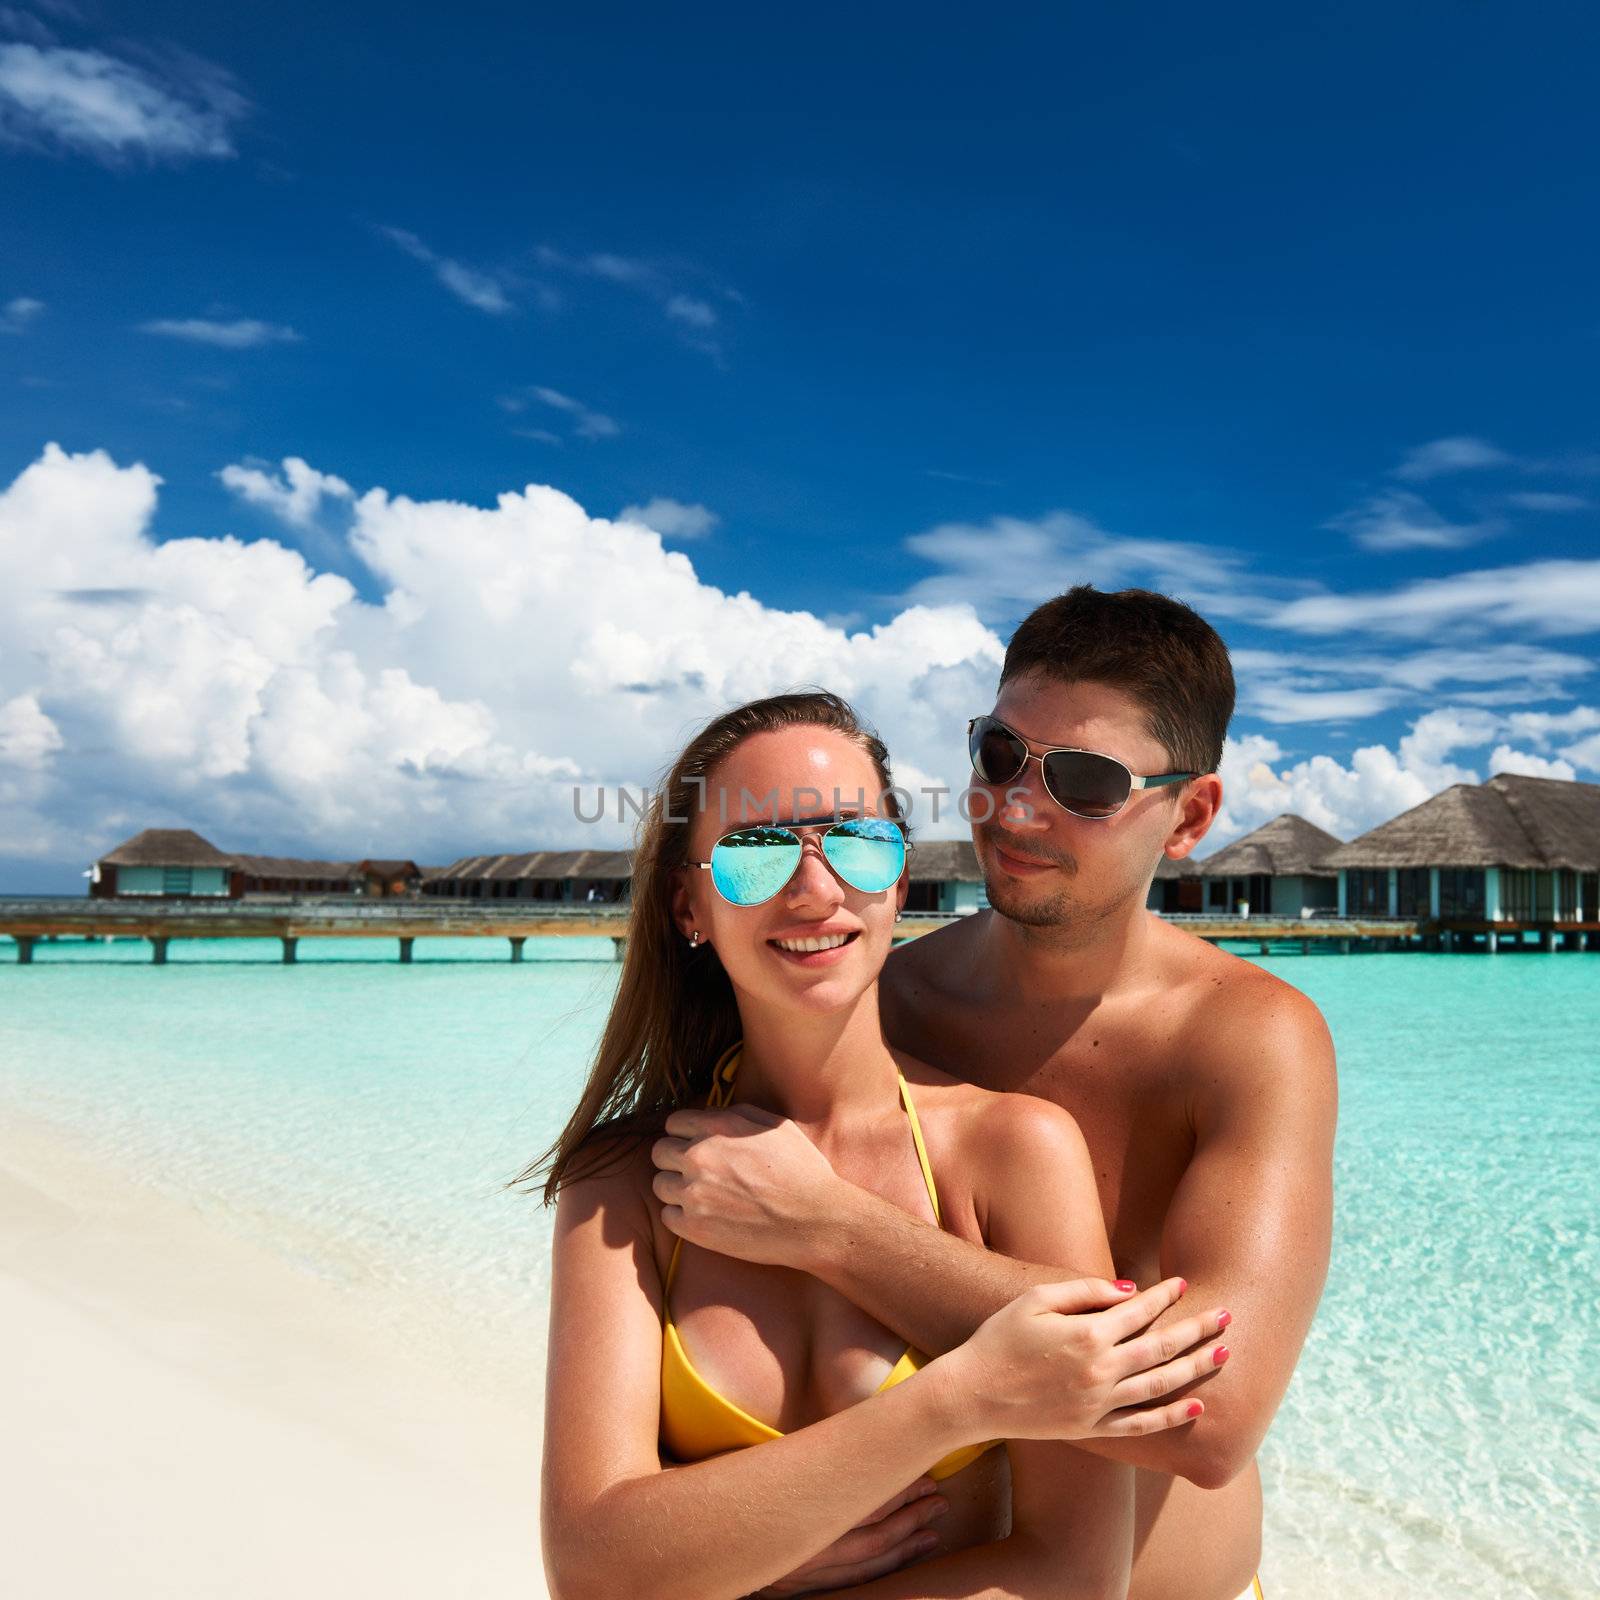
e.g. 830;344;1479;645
672;726;908;1017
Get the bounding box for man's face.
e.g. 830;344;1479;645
969;671;1187;932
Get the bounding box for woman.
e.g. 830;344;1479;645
528;691;1228;1600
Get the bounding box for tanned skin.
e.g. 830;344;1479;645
656;674;1337;1600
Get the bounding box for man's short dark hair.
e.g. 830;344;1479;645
1000;586;1234;775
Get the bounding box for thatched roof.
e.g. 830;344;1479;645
907;840;981;882
433;849;635;881
231;854;357;882
99;828;235;868
1487;773;1600;870
1153;854;1201;880
1198;814;1343;879
353;859;420;878
1317;774;1600;871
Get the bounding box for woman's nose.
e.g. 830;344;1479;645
783;836;842;902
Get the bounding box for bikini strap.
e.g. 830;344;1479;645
665;1041;744;1295
896;1073;944;1227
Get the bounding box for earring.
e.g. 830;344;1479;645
894;912;903;923
689;930;701;947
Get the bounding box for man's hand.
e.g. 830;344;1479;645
750;1477;948;1596
940;1276;1233;1442
652;1105;846;1267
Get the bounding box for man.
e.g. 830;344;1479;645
654;586;1337;1599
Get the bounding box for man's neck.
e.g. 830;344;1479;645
980;892;1156;1007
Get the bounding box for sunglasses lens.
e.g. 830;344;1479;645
821;817;906;894
1041;751;1131;818
970;717;1027;785
710;828;802;905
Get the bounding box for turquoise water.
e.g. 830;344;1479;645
1;936;1595;1596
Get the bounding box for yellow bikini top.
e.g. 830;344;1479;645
659;1041;998;1481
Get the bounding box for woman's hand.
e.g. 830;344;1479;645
749;1477;949;1596
942;1276;1232;1442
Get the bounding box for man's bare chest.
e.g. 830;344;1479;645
888;995;1194;1269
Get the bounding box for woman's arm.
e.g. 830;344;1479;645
540;1150;989;1600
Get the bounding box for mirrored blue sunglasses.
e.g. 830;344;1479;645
686;816;908;907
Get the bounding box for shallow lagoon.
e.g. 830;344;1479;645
2;937;1594;1596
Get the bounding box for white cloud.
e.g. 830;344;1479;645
1392;435;1512;481
1207;707;1498;847
503;385;619;442
0;42;245;162
535;245;733;350
140;317;301;348
377;225;512;315
902;510;1250;624
1503;491;1591;512
1242;682;1403;725
617;497;718;539
1485;745;1576;781
1501;705;1600;746
1268;559;1600;638
219;456;354;528
1560;731;1600;774
1229;643;1594;724
1325;489;1497;552
0;443;1007;872
0;691;63;769
666;294;717;329
1;294;44;332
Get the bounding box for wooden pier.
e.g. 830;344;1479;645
2;900;1594;963
0;899;971;963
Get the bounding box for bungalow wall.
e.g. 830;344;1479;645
113;864;231;897
1270;875;1338;917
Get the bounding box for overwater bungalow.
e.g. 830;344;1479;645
1146;853;1203;914
902;840;986;914
1194;813;1342;918
422;850;635;903
90;829;420;899
1316;773;1600;947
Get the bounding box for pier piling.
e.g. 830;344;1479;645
281;937;298;964
509;937;526;963
399;936;415;963
15;934;34;964
150;936;169;965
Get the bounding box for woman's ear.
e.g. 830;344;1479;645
669;869;701;943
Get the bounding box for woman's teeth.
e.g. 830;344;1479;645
772;932;855;953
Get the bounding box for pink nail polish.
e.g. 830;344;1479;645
1178;1278;1188;1294
1186;1400;1203;1418
1115;1279;1136;1292
1214;1345;1229;1365
1217;1310;1232;1330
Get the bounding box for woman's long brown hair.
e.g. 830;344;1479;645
507;688;903;1204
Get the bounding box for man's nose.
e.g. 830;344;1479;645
992;760;1050;831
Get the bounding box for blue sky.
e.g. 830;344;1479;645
2;2;1599;888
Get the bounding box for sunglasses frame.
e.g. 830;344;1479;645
684;816;909;907
967;715;1200;820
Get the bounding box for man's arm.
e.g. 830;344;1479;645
656;1092;1105;1350
1072;981;1337;1485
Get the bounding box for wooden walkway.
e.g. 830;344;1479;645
2;900;1594;962
0;899;966;963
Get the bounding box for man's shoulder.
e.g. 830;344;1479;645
884;908;987;997
1152;921;1336;1091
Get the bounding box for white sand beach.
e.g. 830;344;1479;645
0;1110;549;1600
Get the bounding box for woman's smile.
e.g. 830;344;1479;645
766;926;863;964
